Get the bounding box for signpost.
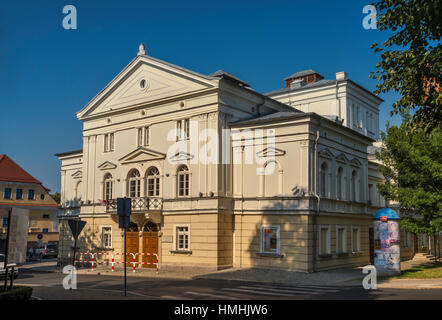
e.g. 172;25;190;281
117;197;131;297
68;219;87;268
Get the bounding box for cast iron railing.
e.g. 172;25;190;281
105;197;162;212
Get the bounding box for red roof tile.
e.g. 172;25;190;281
0;154;42;185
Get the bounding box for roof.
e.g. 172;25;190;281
230;111;304;126
0;155;42;185
54;149;83;158
209;70;250;87
373;208;400;220
266;79;337;96
283;69;322;81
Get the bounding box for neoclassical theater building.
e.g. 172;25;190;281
56;44;412;272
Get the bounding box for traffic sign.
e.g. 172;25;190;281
37;233;43;240
117;198;131;229
68;219;87;239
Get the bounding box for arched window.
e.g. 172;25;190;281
128;169;141;198
147;167;160;197
177;165;190;197
351;170;357;202
320;162;328;197
337;167;344;200
104;173;113;201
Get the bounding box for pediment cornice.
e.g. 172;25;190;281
119;147;166;164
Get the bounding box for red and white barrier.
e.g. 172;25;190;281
75;252;159;273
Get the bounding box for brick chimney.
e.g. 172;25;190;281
284;69;324;88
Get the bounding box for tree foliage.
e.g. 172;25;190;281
370;0;441;132
376;119;442;235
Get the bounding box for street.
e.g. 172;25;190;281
14;264;442;300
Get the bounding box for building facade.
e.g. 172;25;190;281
0;155;58;258
56;45;419;272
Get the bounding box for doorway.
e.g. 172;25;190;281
126;222;139;267
142;221;159;268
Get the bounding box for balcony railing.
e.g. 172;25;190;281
105;197;163;212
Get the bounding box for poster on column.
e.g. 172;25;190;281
7;208;30;265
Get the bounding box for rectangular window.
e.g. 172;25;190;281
138;128;143;146
28;189;35;200
319;225;331;255
368;184;373;204
104;133;114;152
43;214;50;219
16;189;23;200
144;126;149;146
109;133;114;151
352;227;361;252
101;226;112;248
2;218;7;226
104;134;109;152
261;225;280;254
4;188;12;199
336;225;346;254
177;119;190;141
176;226;189;251
42;228;49;233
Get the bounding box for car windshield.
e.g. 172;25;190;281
47;244;57;249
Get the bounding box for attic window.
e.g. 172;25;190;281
139;79;147;90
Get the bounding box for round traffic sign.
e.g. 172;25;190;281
37;233;43;240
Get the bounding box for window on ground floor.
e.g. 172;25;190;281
176;226;190;251
261;225;280;254
101;226;112;249
336;225;347;254
351;226;361;252
319;225;331;255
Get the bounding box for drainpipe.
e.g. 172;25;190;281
312;118;322;272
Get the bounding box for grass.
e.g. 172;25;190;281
394;263;442;279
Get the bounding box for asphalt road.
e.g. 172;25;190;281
14;267;442;300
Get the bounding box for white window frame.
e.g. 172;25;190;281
104;133;114;153
144;126;149;146
176;119;190;141
319;225;331;255
137;128;143;146
3;187;12;199
100;225;112;249
336;225;347;254
173;224;190;251
351;226;361;253
260;225;280;255
177;165;190;197
104;174;113;201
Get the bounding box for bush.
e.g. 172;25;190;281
0;286;33;300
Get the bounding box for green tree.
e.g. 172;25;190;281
376;118;442;235
370;0;441;132
50;192;61;204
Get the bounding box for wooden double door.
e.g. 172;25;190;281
142;231;158;268
125;230;158;268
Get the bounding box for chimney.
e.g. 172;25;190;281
284;70;324;88
336;71;348;81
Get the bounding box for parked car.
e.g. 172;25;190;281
29;243;58;259
0;254;19;279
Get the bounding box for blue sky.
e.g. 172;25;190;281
0;0;401;193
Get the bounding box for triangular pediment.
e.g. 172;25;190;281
168;152;194;162
71;170;82;179
256;147;286;158
77;55;216;119
335;153;349;164
119;147;166;164
97;161;117;170
318;148;334;160
350;158;362;167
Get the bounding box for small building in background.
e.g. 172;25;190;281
0;154;58;257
